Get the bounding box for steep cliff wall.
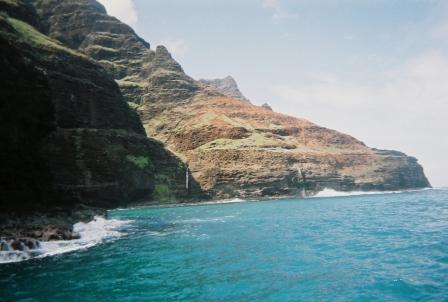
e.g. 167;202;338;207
27;0;429;202
31;0;200;105
30;0;430;200
0;0;198;239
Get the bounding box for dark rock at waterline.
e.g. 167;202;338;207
0;208;101;242
0;238;41;252
11;238;40;251
0;240;11;251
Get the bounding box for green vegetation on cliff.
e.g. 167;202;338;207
153;184;174;201
16;0;430;205
0;0;200;220
4;16;81;56
126;155;153;169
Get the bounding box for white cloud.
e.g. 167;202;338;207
262;0;297;20
97;0;138;27
431;21;448;40
268;52;448;186
159;38;189;59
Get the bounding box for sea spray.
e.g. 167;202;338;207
2;189;447;301
312;187;431;198
0;216;132;264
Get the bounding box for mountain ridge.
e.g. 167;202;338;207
0;0;431;250
29;0;430;200
199;76;250;102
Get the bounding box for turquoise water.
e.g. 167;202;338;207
1;189;448;301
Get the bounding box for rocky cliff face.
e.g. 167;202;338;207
141;95;429;199
31;0;149;78
0;0;197;240
199;76;250;102
29;0;430;201
31;0;200;105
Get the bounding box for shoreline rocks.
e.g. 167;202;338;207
0;238;41;251
0;208;102;250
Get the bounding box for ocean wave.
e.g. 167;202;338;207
312;187;432;198
0;216;131;264
112;198;247;211
175;216;235;224
199;198;246;205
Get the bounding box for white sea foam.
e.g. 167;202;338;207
214;198;245;204
176;216;235;224
112;198;247;211
199;198;249;206
312;187;431;198
0;216;131;264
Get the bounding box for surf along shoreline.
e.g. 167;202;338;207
0;187;432;264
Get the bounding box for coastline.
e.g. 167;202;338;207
114;187;434;210
0;215;130;264
3;187;446;301
0;187;433;264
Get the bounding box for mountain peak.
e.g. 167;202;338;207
261;103;273;111
148;45;184;73
199;76;250;102
155;45;170;56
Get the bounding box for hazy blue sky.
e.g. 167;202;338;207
99;0;448;187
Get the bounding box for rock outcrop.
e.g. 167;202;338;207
31;0;200;105
0;0;199;242
261;103;273;111
31;0;149;79
29;0;430;201
199;76;250;102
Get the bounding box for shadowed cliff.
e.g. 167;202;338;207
0;0;203;240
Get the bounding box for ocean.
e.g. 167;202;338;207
1;189;447;301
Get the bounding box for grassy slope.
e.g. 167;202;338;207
141;95;371;156
3;15;83;57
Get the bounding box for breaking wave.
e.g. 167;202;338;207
313;187;431;198
0;216;131;264
200;198;245;205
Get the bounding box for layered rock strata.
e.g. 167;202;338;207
199;76;250;102
30;0;430;201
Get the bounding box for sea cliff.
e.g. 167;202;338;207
0;0;430;250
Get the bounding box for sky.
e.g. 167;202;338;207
98;0;448;187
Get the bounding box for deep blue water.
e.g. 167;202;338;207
1;189;448;301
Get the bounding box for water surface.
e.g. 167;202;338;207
1;189;447;301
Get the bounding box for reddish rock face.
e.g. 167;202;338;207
29;0;430;200
0;0;431;246
141;95;429;199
